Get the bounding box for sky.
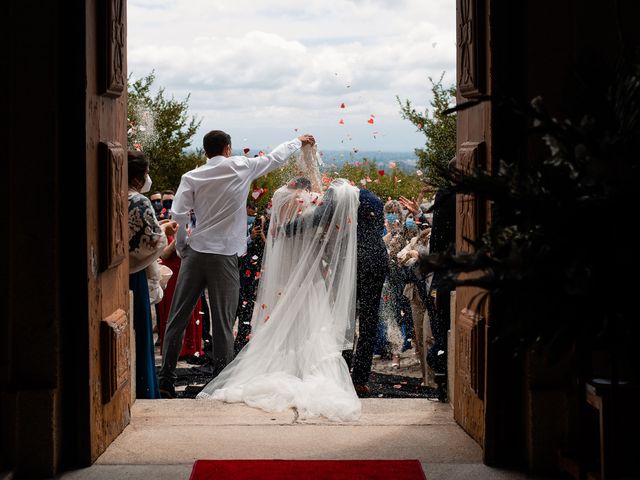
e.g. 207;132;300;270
127;0;456;152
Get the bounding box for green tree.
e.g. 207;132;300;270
397;73;457;187
128;71;203;191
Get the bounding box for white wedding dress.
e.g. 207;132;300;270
196;145;362;422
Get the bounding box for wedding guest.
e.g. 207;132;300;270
419;159;457;399
160;190;175;220
234;210;269;355
397;227;437;388
150;191;163;218
128;150;177;399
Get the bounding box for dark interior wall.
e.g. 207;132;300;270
488;0;640;472
3;0;89;477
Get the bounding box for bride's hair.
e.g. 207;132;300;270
289;176;312;190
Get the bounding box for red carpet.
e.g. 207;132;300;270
189;459;426;479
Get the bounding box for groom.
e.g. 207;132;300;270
345;187;389;397
158;130;315;398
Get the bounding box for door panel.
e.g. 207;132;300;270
86;0;132;461
453;0;491;451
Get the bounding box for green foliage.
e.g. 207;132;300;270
128;71;203;191
397;73;457;188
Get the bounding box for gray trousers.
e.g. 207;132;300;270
159;246;239;385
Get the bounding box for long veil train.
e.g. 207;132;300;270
196;145;362;421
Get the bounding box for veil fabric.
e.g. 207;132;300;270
197;146;361;421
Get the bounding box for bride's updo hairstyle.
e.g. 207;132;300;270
289;176;311;190
203;130;232;158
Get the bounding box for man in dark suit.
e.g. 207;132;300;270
423;161;457;400
344;188;389;397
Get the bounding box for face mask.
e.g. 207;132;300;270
405;218;417;230
247;215;256;227
385;213;398;224
162;199;173;210
141;174;152;193
151;200;162;213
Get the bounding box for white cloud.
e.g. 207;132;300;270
127;0;455;151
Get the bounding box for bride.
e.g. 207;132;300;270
196;144;361;422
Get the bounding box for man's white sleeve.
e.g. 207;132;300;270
249;138;302;178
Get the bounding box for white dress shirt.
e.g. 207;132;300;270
172;138;302;256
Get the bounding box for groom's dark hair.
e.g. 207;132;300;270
203;130;232;158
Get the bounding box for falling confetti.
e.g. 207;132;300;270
367;118;375;124
261;304;267;309
340;102;346;108
264;315;270;323
243;147;250;154
245;270;251;277
339;119;345;125
251;189;263;200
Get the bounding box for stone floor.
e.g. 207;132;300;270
51;399;552;479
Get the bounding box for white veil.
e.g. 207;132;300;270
197;145;361;422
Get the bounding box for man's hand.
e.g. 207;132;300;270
298;134;315;146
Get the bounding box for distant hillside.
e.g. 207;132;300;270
318;150;418;172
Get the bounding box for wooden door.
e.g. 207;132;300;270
452;0;491;455
85;0;132;462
